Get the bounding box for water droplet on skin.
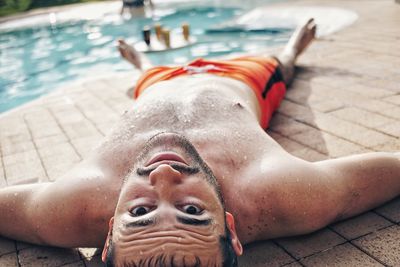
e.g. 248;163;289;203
14;193;18;196
139;250;143;255
178;237;182;242
243;155;247;160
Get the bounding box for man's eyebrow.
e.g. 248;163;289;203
125;218;155;227
177;216;212;226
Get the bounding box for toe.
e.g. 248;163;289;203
306;18;315;25
310;24;317;35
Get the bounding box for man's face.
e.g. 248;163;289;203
108;133;229;266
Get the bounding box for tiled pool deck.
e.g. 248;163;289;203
1;0;400;266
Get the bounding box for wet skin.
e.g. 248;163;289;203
109;133;227;265
0;73;399;258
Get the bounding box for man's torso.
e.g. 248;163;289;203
73;74;291;243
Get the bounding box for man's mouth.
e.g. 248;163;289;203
138;152;198;176
145;152;188;168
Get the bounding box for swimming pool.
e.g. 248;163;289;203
0;5;291;113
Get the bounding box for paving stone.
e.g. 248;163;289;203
383;94;400;106
46;162;79;181
0;163;6;187
70;135;103;158
291;129;365;157
380;105;400;120
0;118;30;139
309;99;345;113
51;106;86;125
38;142;81;166
28;121;64;139
361;78;400;93
75;102;116;125
282;262;302;267
0;138;35;156
375;197;400;223
312;113;390;148
2;150;38;166
378;121;400;137
291;148;329;161
346;83;395;98
372;138;400;152
301;243;383;267
238;241;295;267
18;247;81;267
0;132;32;145
3;151;47;184
277;100;316;127
62;260;85;267
95;122;116;136
61;121;101;140
330;212;392;240
34;134;69;149
16;241;33;251
0;237;15;256
0;252;18;267
310;83;398;116
268;132;306;152
275;228;346;260
270;113;313;136
330;107;395;129
285;83;324;105
353;225;400;266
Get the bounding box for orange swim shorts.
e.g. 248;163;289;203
134;56;286;129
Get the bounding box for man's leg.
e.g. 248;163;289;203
277;18;317;85
117;39;153;71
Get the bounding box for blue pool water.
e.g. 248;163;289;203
0;6;291;113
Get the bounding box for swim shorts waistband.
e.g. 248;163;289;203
133;56;286;129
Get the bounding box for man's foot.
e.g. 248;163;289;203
117;39;143;70
284;18;317;58
277;18;316;85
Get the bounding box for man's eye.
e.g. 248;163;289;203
183;205;203;215
130;206;151;216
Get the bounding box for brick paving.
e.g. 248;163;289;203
0;0;400;266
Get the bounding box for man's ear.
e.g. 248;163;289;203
225;212;243;256
102;217;114;262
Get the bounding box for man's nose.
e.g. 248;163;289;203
149;164;183;186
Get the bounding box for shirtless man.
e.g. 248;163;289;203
1;19;399;267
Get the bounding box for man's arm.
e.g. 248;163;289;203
314;152;400;221
0;163;118;247
278;152;400;236
245;152;400;241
